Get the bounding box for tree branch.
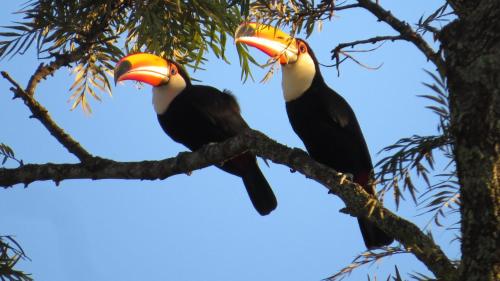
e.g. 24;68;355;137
1;71;93;162
331;35;404;56
332;3;361;11
446;0;479;18
0;129;457;280
26;53;79;97
356;0;446;76
25;1;130;97
0;2;131;162
329;35;403;74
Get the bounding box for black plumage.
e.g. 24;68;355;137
157;65;277;216
285;41;393;248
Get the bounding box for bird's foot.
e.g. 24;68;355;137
339;173;353;184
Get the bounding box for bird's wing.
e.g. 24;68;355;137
320;88;367;142
189;85;250;137
319;88;374;170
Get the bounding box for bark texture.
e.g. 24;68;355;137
441;1;500;280
0;130;457;279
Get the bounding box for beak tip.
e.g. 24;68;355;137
113;76;120;86
113;59;132;86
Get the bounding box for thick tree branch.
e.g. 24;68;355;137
446;0;479;18
1;71;93;162
441;1;500;279
356;0;446;76
0;129;457;280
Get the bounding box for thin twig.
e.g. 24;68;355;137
1;71;93;162
331;35;404;57
356;0;446;76
326;246;409;281
26;53;76;96
337;50;383;75
327;35;402;75
332;3;361;11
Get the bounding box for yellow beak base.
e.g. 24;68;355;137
235;23;298;64
114;53;170;87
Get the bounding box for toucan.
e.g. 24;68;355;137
235;23;393;248
114;53;277;216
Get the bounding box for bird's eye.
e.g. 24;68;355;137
299;42;307;54
170;66;177;75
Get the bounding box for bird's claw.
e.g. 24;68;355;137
339;173;353;184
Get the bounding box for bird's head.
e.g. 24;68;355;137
114;53;190;114
114;53;190;88
235;23;319;101
235;23;317;66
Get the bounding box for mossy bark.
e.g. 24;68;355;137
441;1;500;280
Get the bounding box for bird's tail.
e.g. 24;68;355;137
242;163;277;216
355;171;394;249
357;217;394;249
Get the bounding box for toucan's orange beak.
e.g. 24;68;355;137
114;53;170;87
235;23;298;64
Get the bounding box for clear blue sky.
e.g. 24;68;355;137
1;1;458;281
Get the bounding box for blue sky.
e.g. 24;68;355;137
0;1;458;281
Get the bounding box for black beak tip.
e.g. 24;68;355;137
114;60;132;85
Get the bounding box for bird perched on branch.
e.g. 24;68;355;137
235;23;393;248
114;53;277;216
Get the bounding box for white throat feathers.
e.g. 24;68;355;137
281;52;316;102
152;74;186;114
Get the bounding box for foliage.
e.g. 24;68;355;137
0;0;257;112
376;70;460;233
0;236;32;281
0;1;466;280
416;2;454;36
249;0;337;37
0;146;26;281
326;246;409;281
0;143;22;167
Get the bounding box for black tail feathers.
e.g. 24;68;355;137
358;217;394;249
242;166;277;216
